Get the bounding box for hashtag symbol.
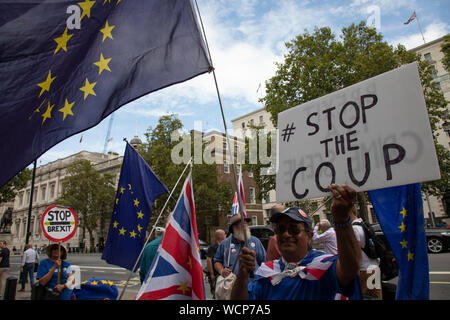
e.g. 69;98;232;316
281;122;296;142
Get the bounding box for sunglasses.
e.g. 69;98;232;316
274;224;306;236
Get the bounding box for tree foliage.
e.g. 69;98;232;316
257;22;449;203
0;168;32;203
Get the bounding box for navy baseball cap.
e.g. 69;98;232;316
270;206;312;229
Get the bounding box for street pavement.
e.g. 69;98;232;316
5;252;450;300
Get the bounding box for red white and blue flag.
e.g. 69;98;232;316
231;172;247;218
136;172;205;300
255;253;335;285
231;192;239;216
255;252;349;300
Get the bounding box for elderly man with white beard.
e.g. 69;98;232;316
213;214;266;283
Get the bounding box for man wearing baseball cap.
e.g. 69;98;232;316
231;184;362;300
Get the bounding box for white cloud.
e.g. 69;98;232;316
389;22;449;50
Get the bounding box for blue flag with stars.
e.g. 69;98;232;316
0;0;212;187
369;183;429;299
102;142;168;271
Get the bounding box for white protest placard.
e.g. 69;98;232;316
276;62;441;202
41;205;78;242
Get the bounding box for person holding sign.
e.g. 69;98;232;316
231;184;362;300
36;244;75;300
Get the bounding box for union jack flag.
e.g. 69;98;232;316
135;172;204;300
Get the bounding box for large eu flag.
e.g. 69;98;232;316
0;0;212;187
369;183;429;299
102;142;168;271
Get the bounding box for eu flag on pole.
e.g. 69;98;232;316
136;172;204;300
102;143;168;271
0;0;212;187
369;183;429;299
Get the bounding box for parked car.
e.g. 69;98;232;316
370;223;450;254
198;239;209;259
249;225;274;251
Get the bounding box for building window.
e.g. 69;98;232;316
248;170;253;178
33;187;38;203
249;187;256;204
424;52;432;62
223;141;227;150
50;183;55;199
430;65;438;79
224;160;230;174
41;186;46;201
252;215;258;226
236;164;241;174
250;119;254;126
259;115;264;124
241;122;245;129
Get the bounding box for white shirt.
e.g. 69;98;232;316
21;248;38;266
351;218;379;271
312;226;338;255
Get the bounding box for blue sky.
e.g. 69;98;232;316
37;0;449;166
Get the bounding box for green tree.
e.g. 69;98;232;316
139;115;232;241
55;159;115;251
0;168;32;203
441;34;450;72
257;22;449;215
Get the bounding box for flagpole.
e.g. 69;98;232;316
193;0;249;248
118;157;192;300
415;13;426;44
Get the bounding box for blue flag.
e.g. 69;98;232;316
102;143;168;271
369;183;429;299
0;0;212;187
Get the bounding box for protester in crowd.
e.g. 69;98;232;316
350;209;382;299
139;227;165;284
36;244;75;300
312;219;338;255
19;244;39;292
266;205;285;261
214;214;266;281
231;184;362;300
206;229;226;297
0;240;10;299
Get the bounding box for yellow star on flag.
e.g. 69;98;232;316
116;0;121;5
58;99;75;120
400;207;407;219
177;281;190;295
41;102;54;124
53;27;73;55
113;221;119;228
408;251;414;261
78;0;96;20
187;256;192;269
100;20;115;42
93;53;112;75
37;70;56;97
400;239;408;249
134;198;140;207
120;186;125;194
130;230;137;238
91;281;98;285
137;224;143;233
398;222;406;233
118;227;126;236
79;78;97;100
137;210;144;219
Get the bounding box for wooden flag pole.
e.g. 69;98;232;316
118;158;192;300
